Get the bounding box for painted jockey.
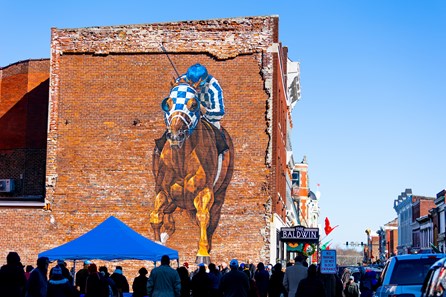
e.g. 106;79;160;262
155;63;228;154
177;63;225;129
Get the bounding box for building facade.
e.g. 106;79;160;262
393;188;436;254
0;16;301;269
0;59;49;203
435;190;446;251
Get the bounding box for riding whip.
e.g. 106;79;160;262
159;42;180;79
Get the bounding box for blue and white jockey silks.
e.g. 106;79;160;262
177;74;225;128
162;83;200;136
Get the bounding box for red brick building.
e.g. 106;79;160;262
384;218;398;257
0;60;49;201
0;16;300;272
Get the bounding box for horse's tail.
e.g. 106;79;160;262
207;127;234;247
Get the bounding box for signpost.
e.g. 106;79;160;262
320;250;337;274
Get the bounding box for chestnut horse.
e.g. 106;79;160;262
150;81;234;264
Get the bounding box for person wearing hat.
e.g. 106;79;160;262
49;260;73;287
0;251;27;297
343;275;359;297
26;256;50;297
219;259;250;297
178;63;225;130
75;260;91;295
47;265;76;297
191;263;211;297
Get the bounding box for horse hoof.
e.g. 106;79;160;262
196;256;211;265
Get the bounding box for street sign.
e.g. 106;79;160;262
320;250;337;274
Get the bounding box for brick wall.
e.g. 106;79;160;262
0;16;290;278
0;60;49;198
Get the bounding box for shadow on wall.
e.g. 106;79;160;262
0;80;49;200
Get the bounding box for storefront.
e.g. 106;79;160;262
280;225;320;263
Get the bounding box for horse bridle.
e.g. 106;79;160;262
161;83;200;142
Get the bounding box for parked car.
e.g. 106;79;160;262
421;257;446;297
375;253;446;297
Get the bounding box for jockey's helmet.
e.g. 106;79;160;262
186;63;208;85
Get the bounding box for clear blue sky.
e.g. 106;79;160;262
2;1;445;249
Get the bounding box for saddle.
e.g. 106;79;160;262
202;120;229;155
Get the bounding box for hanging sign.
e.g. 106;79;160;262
280;225;319;243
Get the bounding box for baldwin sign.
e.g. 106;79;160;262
280;225;319;243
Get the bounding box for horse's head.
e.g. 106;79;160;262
161;83;200;149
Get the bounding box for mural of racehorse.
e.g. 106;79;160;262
150;81;234;264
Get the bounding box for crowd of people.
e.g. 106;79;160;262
0;252;131;297
0;251;378;297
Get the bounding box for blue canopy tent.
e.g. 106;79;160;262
39;216;178;262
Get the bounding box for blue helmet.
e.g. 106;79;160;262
186;63;208;83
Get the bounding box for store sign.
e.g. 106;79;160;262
280;226;319;242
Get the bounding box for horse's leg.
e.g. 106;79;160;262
149;190;168;242
193;187;214;262
162;202;178;237
207;148;233;252
207;188;226;253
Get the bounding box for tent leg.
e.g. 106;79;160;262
72;260;76;286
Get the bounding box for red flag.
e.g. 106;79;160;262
324;217;339;236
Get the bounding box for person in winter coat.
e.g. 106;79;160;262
191;264;212;297
208;263;222;297
146;255;181;297
111;266;130;297
283;255;308;297
132;267;148;297
343;276;360;297
75;261;91;295
26;256;50;297
254;262;270;297
0;251;27;297
219;259;250;297
268;263;286;297
295;264;326;297
85;263;109;297
47;265;77;297
176;266;190;297
99;266;118;297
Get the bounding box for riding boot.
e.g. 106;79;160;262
215;129;229;154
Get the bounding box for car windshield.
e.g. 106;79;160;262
390;258;441;285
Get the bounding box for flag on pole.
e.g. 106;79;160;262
324;217;339;236
320;239;333;250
